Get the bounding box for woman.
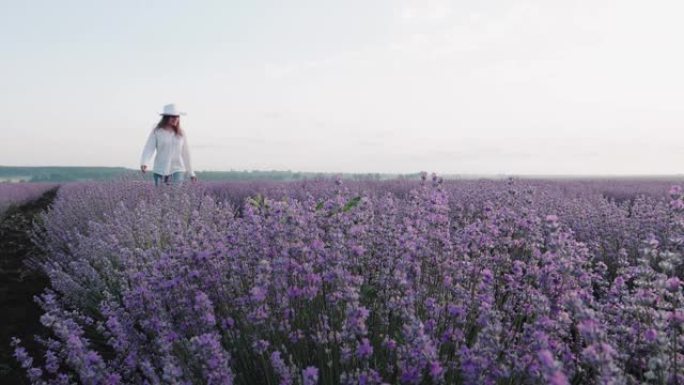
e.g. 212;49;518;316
140;103;197;186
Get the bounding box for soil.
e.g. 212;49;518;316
0;188;58;384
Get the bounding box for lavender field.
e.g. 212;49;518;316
8;176;684;384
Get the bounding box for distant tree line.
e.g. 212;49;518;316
0;167;419;183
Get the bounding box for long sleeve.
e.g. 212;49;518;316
140;128;156;167
181;132;196;177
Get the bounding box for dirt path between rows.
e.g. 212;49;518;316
0;188;59;384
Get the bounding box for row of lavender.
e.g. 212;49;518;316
0;183;58;217
12;176;684;384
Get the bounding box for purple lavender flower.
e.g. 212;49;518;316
356;338;373;360
302;366;319;385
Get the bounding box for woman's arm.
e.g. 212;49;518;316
181;132;197;181
140;128;156;172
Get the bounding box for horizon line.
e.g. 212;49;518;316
1;165;684;180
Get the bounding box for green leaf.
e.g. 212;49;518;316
248;194;266;208
342;196;361;212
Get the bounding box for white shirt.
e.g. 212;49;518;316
140;127;196;177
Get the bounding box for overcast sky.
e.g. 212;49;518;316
2;0;684;175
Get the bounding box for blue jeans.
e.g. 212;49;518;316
153;172;185;186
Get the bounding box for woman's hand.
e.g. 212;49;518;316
140;165;147;174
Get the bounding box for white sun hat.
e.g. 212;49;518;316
159;103;187;116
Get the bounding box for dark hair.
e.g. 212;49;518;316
156;115;183;136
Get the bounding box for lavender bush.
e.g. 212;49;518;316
0;183;58;217
12;176;684;384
